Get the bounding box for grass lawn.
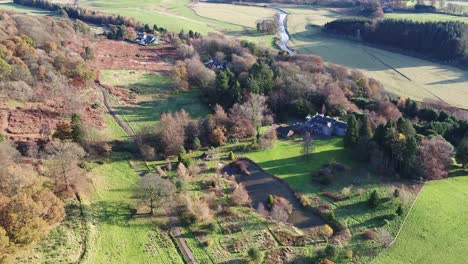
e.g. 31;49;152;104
100;70;210;132
374;173;468;264
246;137;350;193
84;154;184;264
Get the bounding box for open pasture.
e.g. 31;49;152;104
375;173;468;264
385;12;468;22
100;69;209;132
283;7;468;109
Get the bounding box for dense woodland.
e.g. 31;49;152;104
0;11;98;258
324;18;468;64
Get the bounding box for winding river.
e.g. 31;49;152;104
274;8;295;55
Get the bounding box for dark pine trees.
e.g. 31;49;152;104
344;115;359;148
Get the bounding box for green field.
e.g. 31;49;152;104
100;70;210;132
0;0;52;15
375;173;468;264
84;153;184;264
51;0;275;46
282;6;468;109
385;12;468;22
193;3;276;29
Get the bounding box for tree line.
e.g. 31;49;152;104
323;18;468;64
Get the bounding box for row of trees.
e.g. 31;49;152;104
323;18;468;62
137;94;271;159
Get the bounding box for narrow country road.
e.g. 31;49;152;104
96;82;198;264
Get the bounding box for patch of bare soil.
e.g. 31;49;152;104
7;109;60;135
94;38;176;73
264;247;309;264
106;85;136;103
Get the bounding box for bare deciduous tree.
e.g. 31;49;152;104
232;183;251;206
418;136;454;180
44;140;86;193
138;174;176;215
301;132;314;157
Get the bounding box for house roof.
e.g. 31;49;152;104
307;114;347;129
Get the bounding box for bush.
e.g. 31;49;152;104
267;194;275;207
324;244;338;260
368;190;379;208
396;204;403;216
328;211;336;221
363;230;376;240
248;246;262;262
322;224;334;238
229;151;236;161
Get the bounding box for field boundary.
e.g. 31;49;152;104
371;183;425;263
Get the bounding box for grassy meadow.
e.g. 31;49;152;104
375;173;468;264
100;70;210;132
52;0;275;46
385;12;468;22
0;0;52;15
84;154;184;264
282;7;468;109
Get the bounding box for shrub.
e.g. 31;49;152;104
322;224;334;238
229;151;236;161
204;238;214;248
368;190;379;208
396;204;403;216
248;246;262;262
363;230;376;240
299;195;308;207
325;244;338;260
231;183;251;206
267;194;275;207
328;211;336;221
192;137;201;150
341;186;352;198
376;229;393;248
322;192;343;202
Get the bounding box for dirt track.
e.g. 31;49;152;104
96;82;197;264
